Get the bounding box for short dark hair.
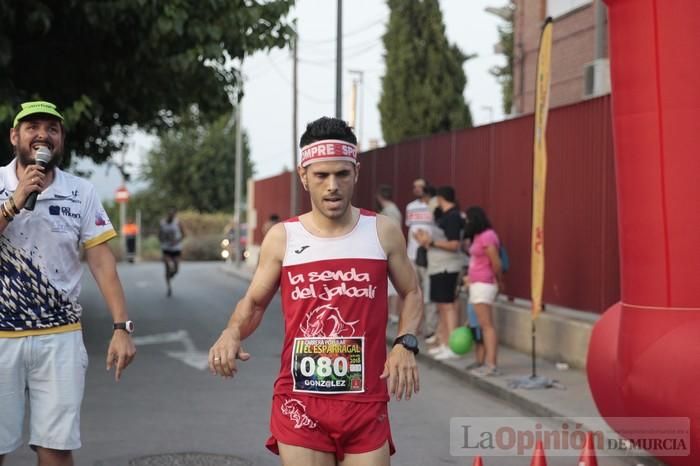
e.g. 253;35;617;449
465;206;493;240
414;177;428;186
299;117;357;148
377;184;393;200
436;186;455;203
424;185;436;197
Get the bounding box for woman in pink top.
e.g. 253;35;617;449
464;206;503;376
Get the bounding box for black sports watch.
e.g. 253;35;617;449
113;320;135;334
393;334;419;355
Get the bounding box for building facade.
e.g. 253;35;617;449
512;0;610;115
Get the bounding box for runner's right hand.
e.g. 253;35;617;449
381;344;420;401
13;164;46;209
208;327;251;378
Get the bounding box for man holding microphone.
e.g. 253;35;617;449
0;101;135;466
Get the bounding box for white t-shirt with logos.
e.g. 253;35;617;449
0;159;116;335
405;198;433;261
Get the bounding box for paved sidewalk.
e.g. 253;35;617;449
221;262;666;466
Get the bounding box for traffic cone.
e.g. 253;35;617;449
530;440;547;466
471;456;484;466
578;432;598;466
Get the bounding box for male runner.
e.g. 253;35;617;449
158;207;185;296
209;117;422;466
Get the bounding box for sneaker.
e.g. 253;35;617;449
424;334;438;345
471;364;501;377
465;362;483;371
434;347;460;361
428;344;447;355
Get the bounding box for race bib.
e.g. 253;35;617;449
291;337;364;394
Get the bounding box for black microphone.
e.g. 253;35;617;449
24;147;52;211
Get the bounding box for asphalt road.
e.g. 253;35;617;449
5;262;637;466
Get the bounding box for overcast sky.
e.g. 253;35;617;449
78;0;508;202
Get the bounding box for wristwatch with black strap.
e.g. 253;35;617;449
113;320;135;334
393;333;419;355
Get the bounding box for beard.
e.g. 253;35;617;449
16;140;63;171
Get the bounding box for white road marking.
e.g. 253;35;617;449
132;330;209;371
165;350;210;371
131;330;187;346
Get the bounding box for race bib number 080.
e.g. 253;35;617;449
291;337;364;394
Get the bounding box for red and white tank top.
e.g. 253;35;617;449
273;209;389;402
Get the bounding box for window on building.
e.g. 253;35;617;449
547;0;592;18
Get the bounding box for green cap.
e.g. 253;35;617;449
13;101;64;128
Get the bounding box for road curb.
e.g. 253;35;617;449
386;335;666;466
386;333;568;419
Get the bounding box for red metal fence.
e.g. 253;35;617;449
251;95;619;314
251;171;291;245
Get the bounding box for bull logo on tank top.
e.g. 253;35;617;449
299;304;359;338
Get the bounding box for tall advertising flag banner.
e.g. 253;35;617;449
531;18;553;320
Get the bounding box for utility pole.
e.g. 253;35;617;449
594;0;607;60
291;29;299;216
119;151;127;258
136;209;142;262
233;91;243;268
349;70;364;149
335;0;343;118
349;78;357;128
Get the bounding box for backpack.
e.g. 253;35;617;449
499;245;510;273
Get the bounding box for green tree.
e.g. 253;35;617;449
379;0;472;145
0;0;294;165
138;108;253;215
488;2;515;114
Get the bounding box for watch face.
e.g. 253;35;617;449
402;334;418;349
125;321;135;333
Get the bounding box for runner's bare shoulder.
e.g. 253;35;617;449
260;222;287;263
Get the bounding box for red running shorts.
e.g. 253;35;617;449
266;394;395;461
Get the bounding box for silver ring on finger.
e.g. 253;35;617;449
214;357;221;361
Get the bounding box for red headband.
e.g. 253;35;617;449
300;139;357;168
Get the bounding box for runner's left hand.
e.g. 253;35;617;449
106;331;136;382
381;345;420;400
208;327;251;378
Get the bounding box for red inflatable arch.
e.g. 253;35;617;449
588;1;700;465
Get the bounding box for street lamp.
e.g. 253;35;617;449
481;105;494;124
348;69;364;150
485;5;514;21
